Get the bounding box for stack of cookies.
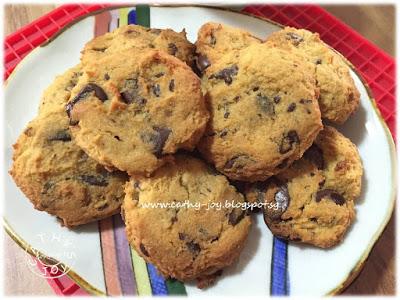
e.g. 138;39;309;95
10;22;363;288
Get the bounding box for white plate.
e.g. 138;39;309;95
4;6;396;296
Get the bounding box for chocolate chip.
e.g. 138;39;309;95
114;135;121;141
228;209;246;225
48;129;71;142
120;78;147;105
140;243;150;256
92;47;106;52
195;54;211;73
69;120;79;126
210;65;238;85
78;175;108;186
275;184;290;212
150;28;161;35
168;43;178;56
154;127;171;157
164;81;172;94
273;95;281;104
319;178;326;188
42;181;54;194
133;181;141;189
104;73;110;80
224;155;254;170
219;129;228;137
257;94;275;116
224;111;230;118
279;130;299;154
264;177;290;221
315;59;322;65
125;29;140;35
151;84;161;97
66;83;108;118
141;127;171;157
286;32;304;46
178;232;187;240
315;189;345;205
224;158;236;169
253;87;259;92
299;99;313;104
209;32;216;45
287;103;296;112
154;72;164;78
186;241;201;256
303;144;324;169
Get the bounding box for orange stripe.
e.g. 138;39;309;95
95;10;122;296
99;218;122;295
94;11;111;36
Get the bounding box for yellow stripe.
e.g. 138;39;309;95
130;247;152;295
119;8;129;26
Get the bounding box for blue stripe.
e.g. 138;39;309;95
146;263;168;295
271;237;289;295
128;9;136;25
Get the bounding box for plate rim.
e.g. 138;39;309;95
3;5;396;296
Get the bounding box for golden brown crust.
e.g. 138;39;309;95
198;44;322;182
265;27;360;124
245;126;363;248
81;25;195;67
68;50;209;176
10;112;128;227
195;22;261;70
122;155;251;286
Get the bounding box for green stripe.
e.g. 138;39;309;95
136;5;150;27
119;8;129;26
166;279;187;295
130;247;152;295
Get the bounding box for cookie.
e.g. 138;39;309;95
122;155;251;287
246;126;363;248
81;24;195;67
198;44;322;182
38;65;82;115
67;49;209;176
265;27;360;124
10;111;128;227
195;22;261;73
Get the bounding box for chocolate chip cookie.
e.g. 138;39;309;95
265;27;360;124
195;22;261;73
38;65;82;115
122;155;251;288
10;111;128;227
67;49;209;176
246;126;363;248
198;43;322;182
81;24;195;67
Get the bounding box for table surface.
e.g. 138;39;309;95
4;4;395;296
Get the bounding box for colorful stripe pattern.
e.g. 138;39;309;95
270;237;290;295
95;6;187;296
95;6;290;296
